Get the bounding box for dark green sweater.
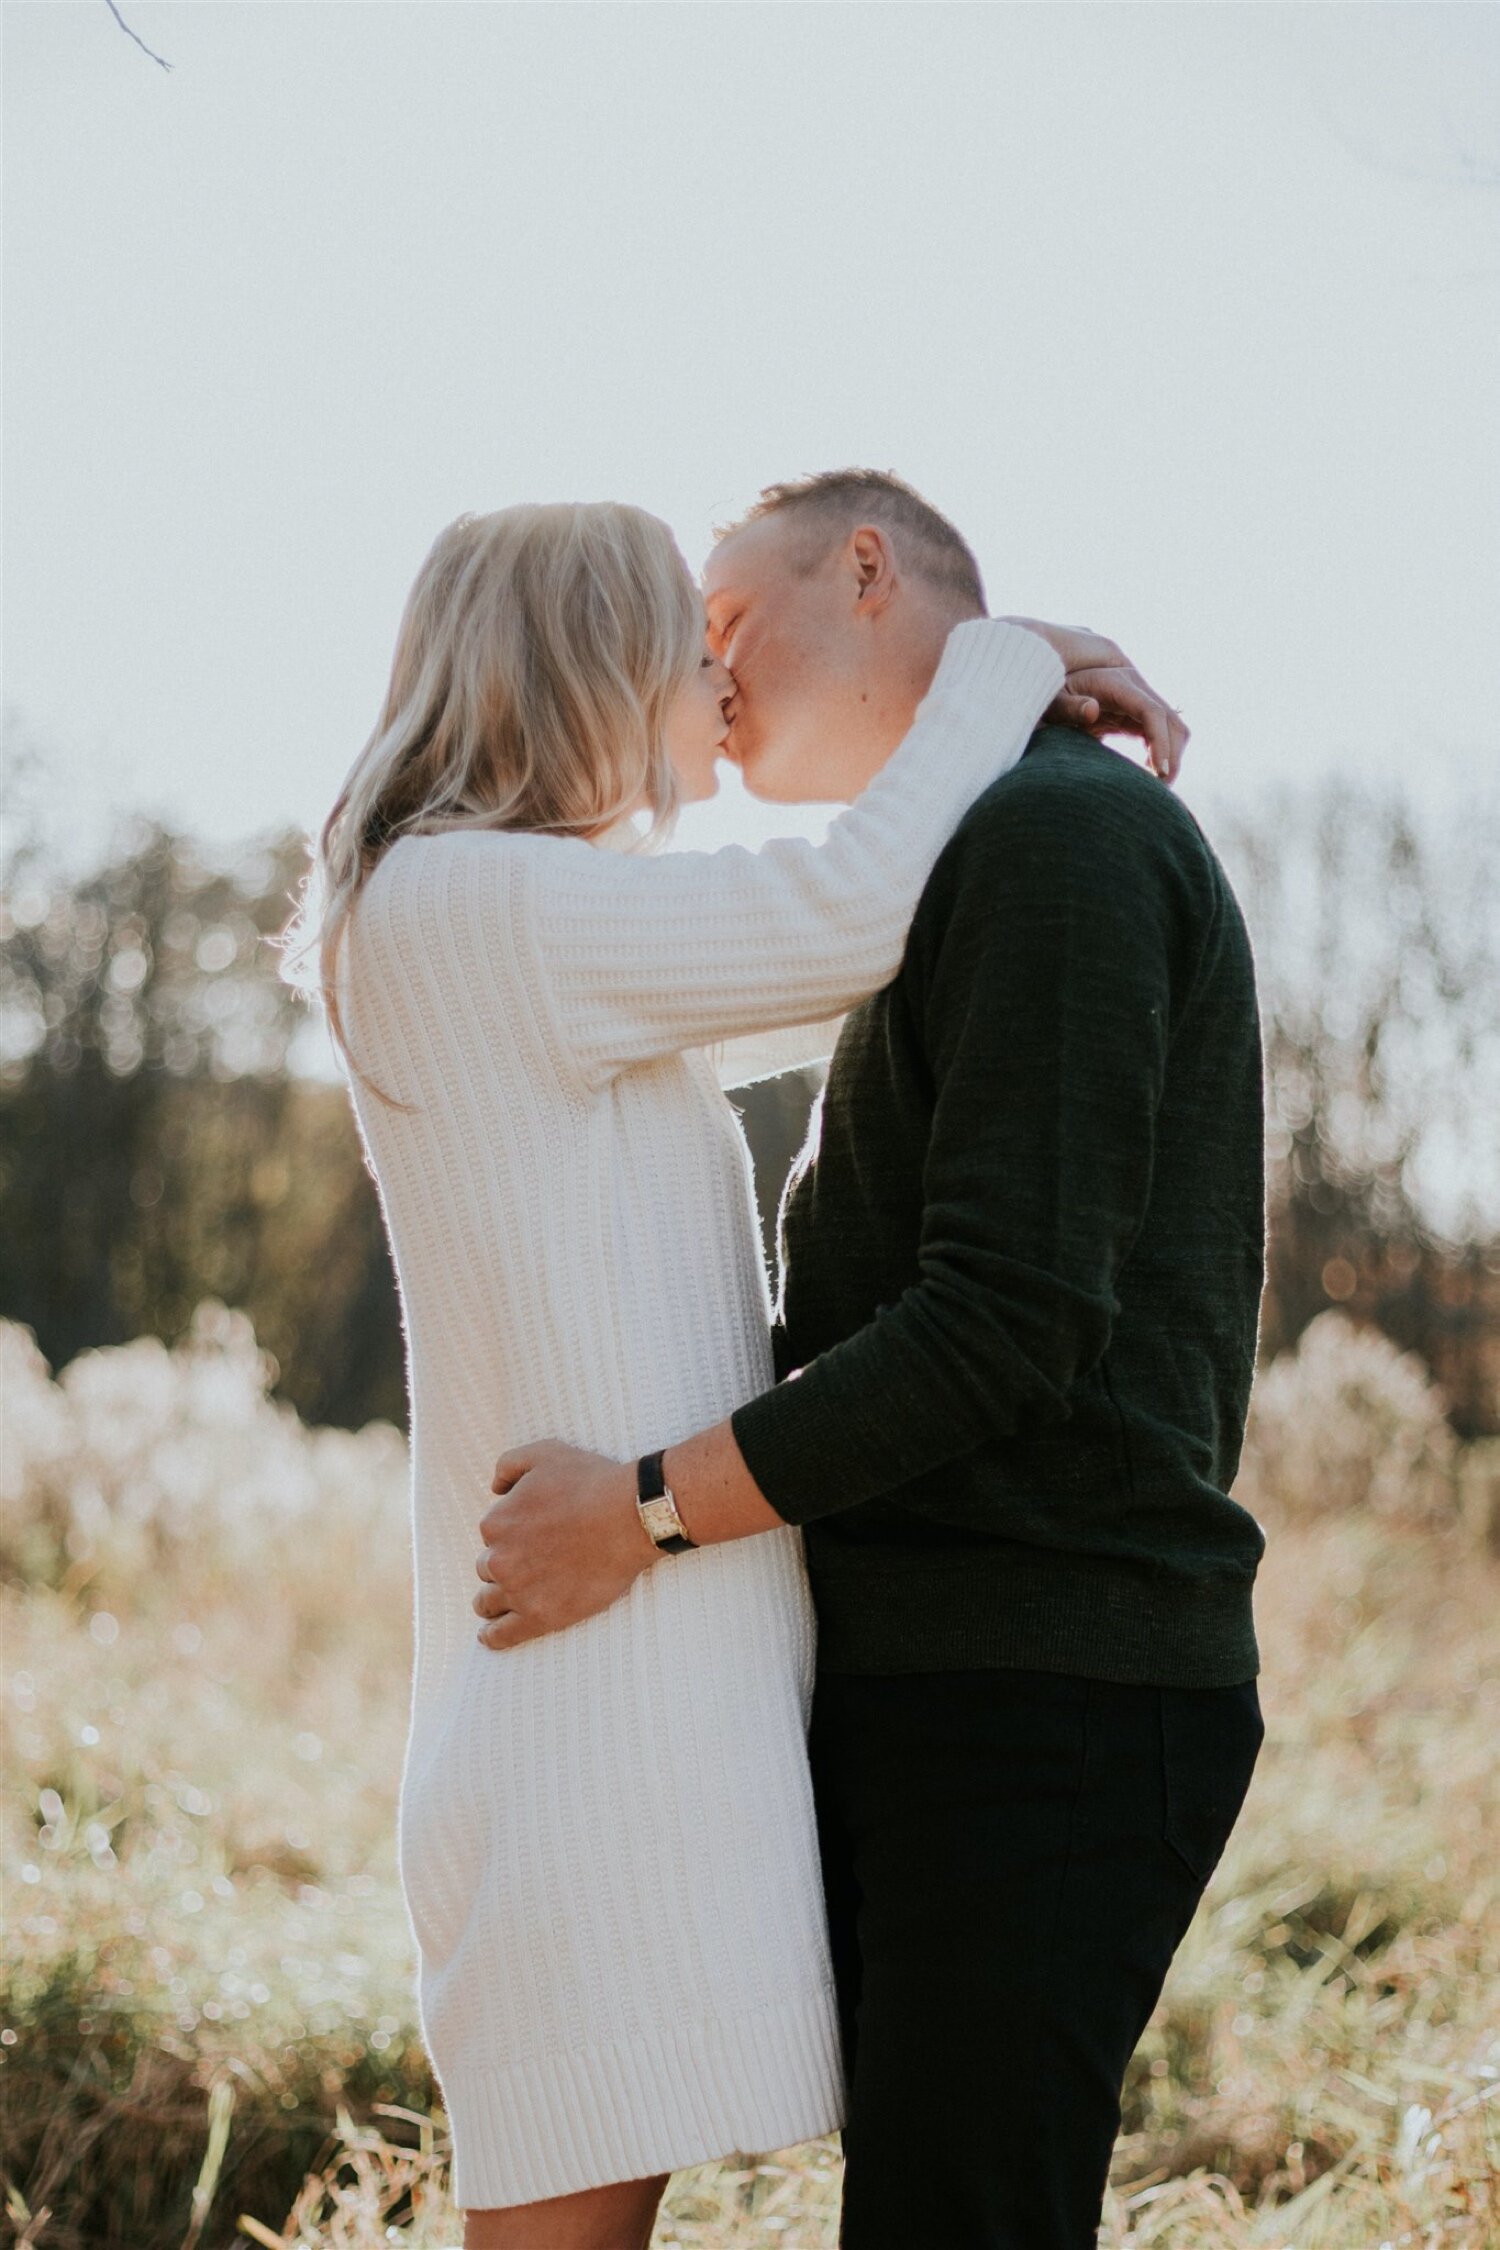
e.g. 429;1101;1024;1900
731;725;1267;1688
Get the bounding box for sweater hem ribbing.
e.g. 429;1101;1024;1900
439;1982;844;2210
805;1552;1260;1688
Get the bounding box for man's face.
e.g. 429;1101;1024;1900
702;517;870;804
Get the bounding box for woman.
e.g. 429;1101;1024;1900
295;501;1171;2249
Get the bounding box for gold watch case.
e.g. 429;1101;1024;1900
638;1491;691;1548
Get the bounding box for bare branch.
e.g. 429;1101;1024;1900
104;0;173;73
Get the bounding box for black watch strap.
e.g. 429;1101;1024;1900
638;1449;669;1502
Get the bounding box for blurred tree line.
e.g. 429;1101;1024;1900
1219;788;1499;1437
2;786;1496;1435
0;821;404;1426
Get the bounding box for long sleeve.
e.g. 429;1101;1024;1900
711;1017;844;1092
730;771;1186;1525
521;620;1063;1092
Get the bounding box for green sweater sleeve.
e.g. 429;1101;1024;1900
731;768;1188;1526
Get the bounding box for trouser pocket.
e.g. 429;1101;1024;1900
1158;1678;1265;1887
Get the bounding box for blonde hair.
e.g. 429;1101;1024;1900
284;502;701;1098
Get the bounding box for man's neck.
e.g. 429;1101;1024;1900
835;602;983;800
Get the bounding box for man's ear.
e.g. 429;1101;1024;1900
848;525;898;615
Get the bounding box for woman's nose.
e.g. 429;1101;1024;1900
710;658;735;705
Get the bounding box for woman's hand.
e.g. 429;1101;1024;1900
997;616;1188;782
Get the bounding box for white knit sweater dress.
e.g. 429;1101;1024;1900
337;620;1064;2209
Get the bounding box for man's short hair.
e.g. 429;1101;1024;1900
717;468;986;611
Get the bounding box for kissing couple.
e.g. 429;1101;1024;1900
298;469;1268;2249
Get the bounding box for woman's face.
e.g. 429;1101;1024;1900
663;642;735;802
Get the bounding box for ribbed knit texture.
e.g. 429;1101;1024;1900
335;620;1064;2209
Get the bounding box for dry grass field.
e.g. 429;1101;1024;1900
3;1308;1496;2248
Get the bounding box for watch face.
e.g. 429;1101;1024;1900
640;1497;676;1544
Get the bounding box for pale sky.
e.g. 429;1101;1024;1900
4;1;1498;868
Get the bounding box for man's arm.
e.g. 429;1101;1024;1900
716;773;1180;1527
473;772;1191;1644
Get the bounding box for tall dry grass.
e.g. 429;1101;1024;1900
2;1309;1496;2246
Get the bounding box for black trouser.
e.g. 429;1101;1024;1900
808;1666;1264;2250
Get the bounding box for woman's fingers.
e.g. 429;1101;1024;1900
1051;689;1102;730
1064;665;1189;782
1009;617;1186;776
1136;687;1189;782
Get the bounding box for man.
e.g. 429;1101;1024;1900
477;470;1267;2247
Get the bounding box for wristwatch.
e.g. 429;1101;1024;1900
636;1450;697;1555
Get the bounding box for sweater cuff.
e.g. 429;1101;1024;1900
732;1370;867;1529
928;617;1066;716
